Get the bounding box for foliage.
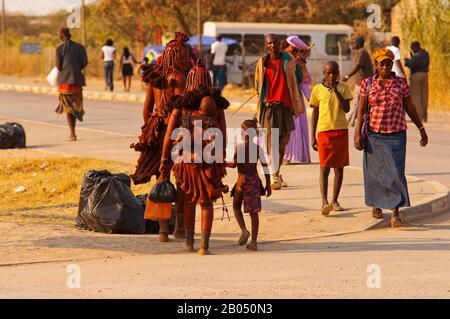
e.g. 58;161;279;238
400;0;450;109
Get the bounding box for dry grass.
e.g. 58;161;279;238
0;157;152;225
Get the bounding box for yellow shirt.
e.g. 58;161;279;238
310;82;353;132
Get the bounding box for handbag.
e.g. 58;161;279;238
144;197;172;221
360;76;373;148
46;67;59;86
149;179;178;203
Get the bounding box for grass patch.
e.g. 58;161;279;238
0;157;152;225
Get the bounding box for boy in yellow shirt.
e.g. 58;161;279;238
310;61;353;216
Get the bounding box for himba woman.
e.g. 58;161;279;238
159;61;229;255
130;32;192;241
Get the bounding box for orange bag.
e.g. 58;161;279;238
144;197;172;221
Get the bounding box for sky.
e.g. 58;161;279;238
2;0;97;16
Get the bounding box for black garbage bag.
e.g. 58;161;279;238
149;180;178;202
136;194;176;234
0;122;26;149
77;170;145;234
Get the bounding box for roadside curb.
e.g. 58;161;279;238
367;181;450;230
0;82;263;114
0;83;146;104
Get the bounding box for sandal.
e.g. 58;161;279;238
271;175;282;190
332;201;344;211
246;242;258;251
238;230;250;246
391;214;402;228
372;207;383;219
321;204;333;216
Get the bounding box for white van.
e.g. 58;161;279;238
203;21;354;87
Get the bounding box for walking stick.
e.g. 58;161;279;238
230;92;257;116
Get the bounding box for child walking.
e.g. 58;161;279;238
227;119;272;251
310;61;353;216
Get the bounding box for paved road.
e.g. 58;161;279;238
1;91;450;187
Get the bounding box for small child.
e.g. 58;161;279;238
227;119;272;251
310;61;353;216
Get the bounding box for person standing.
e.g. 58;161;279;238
405;41;430;122
102;39;116;91
211;35;228;90
354;48;428;227
55;27;88;142
119;47;138;92
281;35;311;165
160;62;230;255
344;36;374;127
386;36;406;78
310;61;353;216
130;32;192;241
255;34;305;190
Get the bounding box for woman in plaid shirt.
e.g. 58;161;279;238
354;48;428;228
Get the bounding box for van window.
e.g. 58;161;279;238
244;34;265;55
325;34;350;56
221;34;242;56
297;35;312;46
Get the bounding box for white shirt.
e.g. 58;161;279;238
102;45;116;62
386;45;405;77
211;41;228;66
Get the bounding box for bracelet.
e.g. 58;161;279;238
161;158;169;164
418;126;425;131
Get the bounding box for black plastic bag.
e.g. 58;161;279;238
149;180;178;203
76;170;145;234
136;194;176;234
0;122;26;149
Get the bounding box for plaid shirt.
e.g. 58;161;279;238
360;74;410;133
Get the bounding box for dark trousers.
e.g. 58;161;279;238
104;61;114;91
212;64;226;90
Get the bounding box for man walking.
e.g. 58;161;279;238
405;41;430;122
386;36;406;78
211;35;228;90
343;36;374;127
255;34;305;190
55;27;88;141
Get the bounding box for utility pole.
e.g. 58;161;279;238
1;0;5;68
196;0;202;58
81;0;86;46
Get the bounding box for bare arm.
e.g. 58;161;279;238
216;107;227;159
333;87;350;113
142;84;155;122
56;47;62;71
161;108;181;163
344;64;361;81
311;106;319;151
404;95;428;147
354;92;367;151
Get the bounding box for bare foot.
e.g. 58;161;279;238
246;242;258;251
238;230;250;246
184;243;195;252
159;233;169;242
198;247;210;255
67;135;77;142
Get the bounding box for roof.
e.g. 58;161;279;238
204;21;353;33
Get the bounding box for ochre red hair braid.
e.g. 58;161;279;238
141;32;191;88
183;59;212;93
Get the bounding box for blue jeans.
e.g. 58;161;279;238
212;64;226;90
104;61;114;91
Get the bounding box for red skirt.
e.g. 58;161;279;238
318;129;349;168
172;162;227;205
